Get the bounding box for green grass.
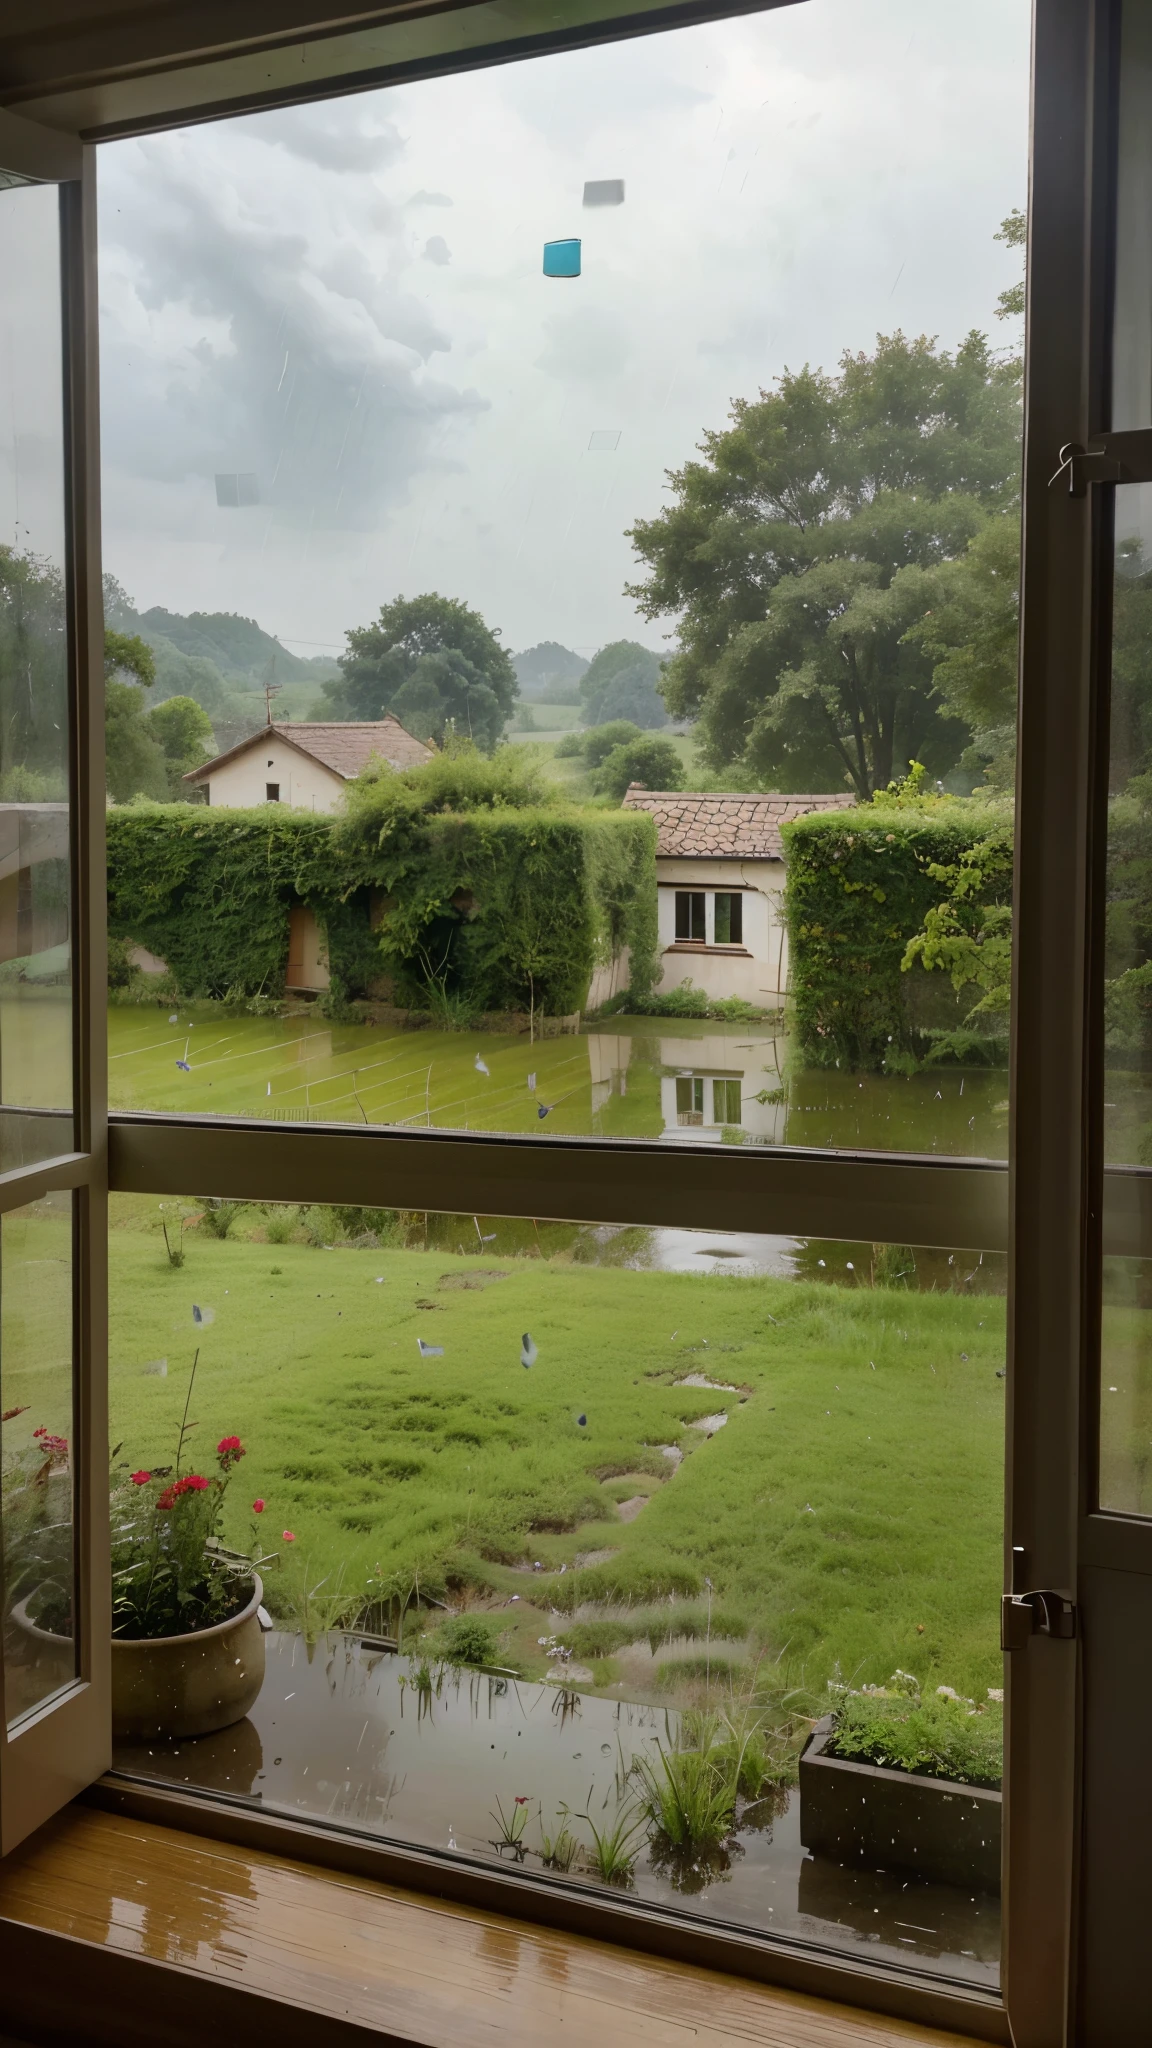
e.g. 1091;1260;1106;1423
104;1195;1007;1700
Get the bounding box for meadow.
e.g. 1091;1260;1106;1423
104;1194;1009;1704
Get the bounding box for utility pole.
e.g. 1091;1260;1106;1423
262;653;282;727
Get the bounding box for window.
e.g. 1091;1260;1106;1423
107;1193;1004;1986
675;1075;704;1123
713;894;743;947
713;1078;741;1125
266;783;280;803
674;893;706;943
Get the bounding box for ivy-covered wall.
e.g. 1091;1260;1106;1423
106;800;657;1016
781;804;1007;1070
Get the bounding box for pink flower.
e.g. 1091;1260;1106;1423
252;1498;265;1513
156;1473;210;1511
282;1529;295;1543
130;1470;151;1486
216;1434;245;1471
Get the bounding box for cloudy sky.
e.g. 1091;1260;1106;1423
96;0;1031;663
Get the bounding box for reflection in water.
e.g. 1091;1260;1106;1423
114;1631;999;1985
108;1004;1009;1159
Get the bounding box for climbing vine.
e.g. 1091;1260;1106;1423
782;802;1010;1070
106;785;657;1017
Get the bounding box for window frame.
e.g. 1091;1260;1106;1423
0;2;1130;2043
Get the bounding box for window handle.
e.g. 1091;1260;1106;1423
1049;428;1152;496
1001;1589;1077;1650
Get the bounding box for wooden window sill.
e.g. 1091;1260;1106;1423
0;1800;1007;2048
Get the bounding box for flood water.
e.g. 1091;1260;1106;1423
114;1631;999;1989
108;1003;1011;1159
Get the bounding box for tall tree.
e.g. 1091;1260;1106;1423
580;641;668;729
323;593;517;752
626;331;1021;798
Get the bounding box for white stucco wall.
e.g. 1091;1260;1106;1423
653;857;789;1004
203;742;347;813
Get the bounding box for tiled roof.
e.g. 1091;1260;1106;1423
621;787;856;858
186;717;434;784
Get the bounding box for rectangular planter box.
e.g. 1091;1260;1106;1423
799;1715;1002;1894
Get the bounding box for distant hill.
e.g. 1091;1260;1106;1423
139;607;336;685
512;641;589;699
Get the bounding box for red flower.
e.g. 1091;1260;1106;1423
31;1429;69;1464
514;1796;530;1806
156;1473;210;1511
130;1470;151;1486
252;1498;265;1513
216;1434;245;1471
282;1529;295;1543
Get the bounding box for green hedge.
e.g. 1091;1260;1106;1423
781;804;1007;1070
106;800;657;1016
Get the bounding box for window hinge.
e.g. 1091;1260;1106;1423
1001;1589;1077;1651
1049;428;1152;496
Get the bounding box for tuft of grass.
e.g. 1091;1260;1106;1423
578;1802;647;1885
634;1738;739;1854
539;1804;580;1871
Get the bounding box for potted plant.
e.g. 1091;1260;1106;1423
13;1354;281;1740
799;1670;1003;1893
2;1418;76;1716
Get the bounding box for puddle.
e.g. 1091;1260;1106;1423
689;1412;729;1435
677;1372;737;1392
112;1631;999;1984
656;1444;683;1467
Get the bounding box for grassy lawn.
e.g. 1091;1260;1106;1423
106;1196;1007;1703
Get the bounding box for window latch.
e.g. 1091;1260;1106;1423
1001;1589;1077;1651
1049;428;1152;496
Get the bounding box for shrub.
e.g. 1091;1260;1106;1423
825;1677;1003;1788
782;802;1009;1070
553;731;584;758
434;1613;502;1667
594;734;685;802
581;720;644;769
263;1206;299;1245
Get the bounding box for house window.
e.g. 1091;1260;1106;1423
674;891;705;941
675;1075;704;1123
713;1077;741;1125
266;783;280;802
713;892;743;945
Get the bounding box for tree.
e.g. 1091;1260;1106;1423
626;330;1021;798
0;546;69;794
323;593;517;752
580;641;667;727
145;695;215;797
105;630;168;802
994;208;1026;323
513;642;588;696
594;733;685;802
900;512;1020;789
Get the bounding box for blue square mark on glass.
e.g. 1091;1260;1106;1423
543;238;581;279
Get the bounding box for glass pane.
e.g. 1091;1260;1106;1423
1;1191;76;1725
108;1194;1004;1988
99;0;1029;1163
0;181;74;1171
1100;1257;1152;1514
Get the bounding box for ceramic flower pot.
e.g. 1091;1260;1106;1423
13;1573;266;1740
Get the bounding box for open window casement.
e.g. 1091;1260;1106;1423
0;109;108;1855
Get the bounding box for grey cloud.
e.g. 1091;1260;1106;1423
409;190;453;207
534;304;633;382
235;105;406;173
423;236;451;266
99;131;485;535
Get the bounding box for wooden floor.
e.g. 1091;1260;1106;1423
0;1805;1001;2048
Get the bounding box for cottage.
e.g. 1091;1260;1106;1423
620;786;855;1006
183;717;433;812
